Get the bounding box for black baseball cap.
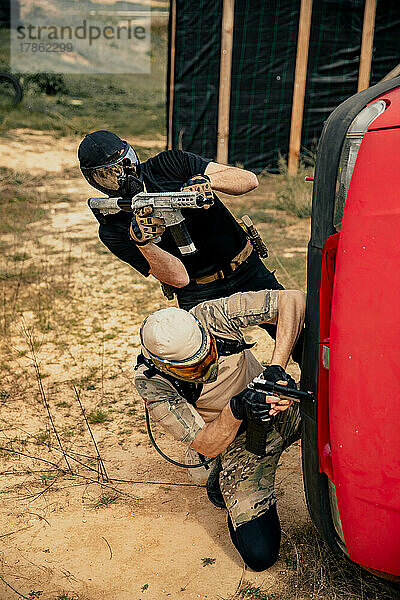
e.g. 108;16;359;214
78;130;125;168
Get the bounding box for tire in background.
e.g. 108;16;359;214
0;72;23;108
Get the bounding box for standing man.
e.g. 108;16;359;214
135;288;306;570
78;130;284;311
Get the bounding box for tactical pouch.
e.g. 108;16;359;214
245;418;273;457
238;214;269;258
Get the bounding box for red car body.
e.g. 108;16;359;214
301;77;400;580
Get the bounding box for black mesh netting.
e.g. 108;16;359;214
168;0;400;172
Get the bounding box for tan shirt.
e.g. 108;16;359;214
134;289;279;445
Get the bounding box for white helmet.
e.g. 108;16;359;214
140;307;218;383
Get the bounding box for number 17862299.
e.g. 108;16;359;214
19;42;74;52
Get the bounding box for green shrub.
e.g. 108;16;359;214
25;73;67;96
87;408;111;424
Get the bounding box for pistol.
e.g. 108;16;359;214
88;191;213;255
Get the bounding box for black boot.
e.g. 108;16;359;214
206;456;226;508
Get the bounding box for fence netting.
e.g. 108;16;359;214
168;0;400;172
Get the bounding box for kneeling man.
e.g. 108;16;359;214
135;288;305;571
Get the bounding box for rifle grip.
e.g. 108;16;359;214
169;222;197;255
245;421;271;457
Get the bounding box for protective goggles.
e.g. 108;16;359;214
142;322;219;384
80;142;141;197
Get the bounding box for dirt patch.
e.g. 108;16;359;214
0;129;167;175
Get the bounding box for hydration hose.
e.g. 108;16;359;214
145;406;216;469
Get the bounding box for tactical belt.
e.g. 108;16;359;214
191;239;253;285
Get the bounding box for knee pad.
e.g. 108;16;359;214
228;504;281;571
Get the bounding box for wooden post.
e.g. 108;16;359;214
167;0;177;150
216;0;235;164
379;62;400;83
288;0;313;176
357;0;377;92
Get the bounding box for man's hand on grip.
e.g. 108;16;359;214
262;364;296;416
261;365;296;387
230;388;271;423
130;205;166;246
181;174;214;208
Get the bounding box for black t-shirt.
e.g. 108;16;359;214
98;150;247;279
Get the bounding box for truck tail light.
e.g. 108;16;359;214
334;100;386;230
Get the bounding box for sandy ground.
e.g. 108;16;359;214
0;130;311;600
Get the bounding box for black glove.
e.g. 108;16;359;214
181;174;214;207
230;387;271;422
262;365;296;389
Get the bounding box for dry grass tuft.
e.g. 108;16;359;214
0;167;49;234
279;524;399;600
274;156;314;218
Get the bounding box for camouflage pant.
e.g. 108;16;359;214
219;405;301;529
